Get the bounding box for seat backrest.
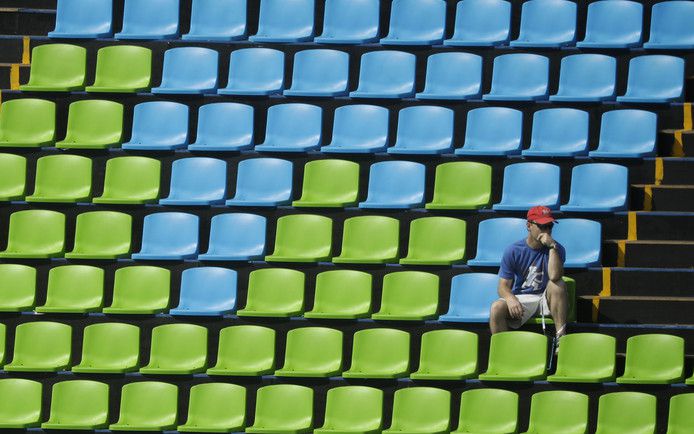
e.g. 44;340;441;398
418;330;478;375
394;106;453;151
0;264;36;311
667;393;694;434
4;210;65;256
597;109;657;155
318;0;379;42
486;331;547;377
515;0;576;44
62;100;124;145
263;103;322;149
310;270;372;316
24;43;86;88
206;213;267;258
320;386;383;432
166;157;227;202
175;267;237;314
389;387;450;432
0;99;55;144
30;154;92;201
289;49;349;93
552;218;602;267
337;216;400;261
379;271;439;318
78;323;140;370
110;266;170;311
355;51;416;95
10;321;72;368
328;104;389;150
280;327;343;373
232;158;293;202
128;101;188;147
100;156;161;202
623;334;685;381
244;268;305;313
498;162;560;207
582;0;642;45
119;0;179;37
139;212;199;256
450;0;511;43
91;45;152;89
462;107;523;152
46;380;109;427
489;53;549;96
44;265;104;310
624;55;685;100
0;379;43;427
194;103;254;148
422;52;483;97
596;392;656;433
252;384;313;431
71;211;132;257
214;325;275;371
567;163;628;209
269;214;333;259
472;218;527;263
444;273;499;320
116;381;178;427
349;328;409;375
529;108;589;153
526;391;589;433
187;0;247;38
384;0;446;42
52;0;112;37
456;388;518;433
649;1;694;44
226;48;285;92
363;161;425;206
148;324;208;370
296;159;360;206
553;333;616;380
255;0;315;39
158;47;218;91
556;54;616;98
404;217;466;263
184;383;246;430
429;161;492;208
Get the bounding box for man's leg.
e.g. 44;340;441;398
546;279;568;337
489;300;510;334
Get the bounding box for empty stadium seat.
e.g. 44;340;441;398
493;163;561;210
411;330;478;380
182;0;247;41
41;381;109;430
452;389;518;434
71;323;140;373
249;0;315;43
121;101;189;150
510;0;577;48
55;100;124;149
550;54;617;102
152;47;219;94
416;52;483;100
314;0;380;44
131;212;199;260
401;217;467;265
102;266;170;314
115;0;179;40
284;49;350;97
93;156;161;204
439;273;499;323
0;264;36;312
444;0;511;46
350;51;416;98
109;382;178;431
4;321;71;372
159;157;227;205
293;159;360;208
478;331;548;381
547;333;617;383
594;392;656;434
332;216;400;264
0;154;25;201
198;213;267;261
523;391;589;434
188;103;255;151
140;324;208;374
25;154;92;202
255;104;322;152
218;48;285;96
265;214;333;262
315;386;383;434
304;270;373;319
577;0;643;48
85;45;152;93
617;55;685;103
207;325;276;376
35;265;104;313
561;163;628;212
225;158;293;206
20;44;86;91
553;218;602;267
387;106;454;154
245;385;313;433
667;393;694;434
275;327;343;377
426;162;492;210
590;109;657;158
169;267;237;316
0;210;65;259
380;0;446;45
343;328;410;379
384;388;451;434
320;104;389;153
359;161;426;209
65;211;132;259
454;107;523;156
177;383;247;433
0;99;55;148
0;379;42;428
49;0;113;38
236;268;305;317
372;271;439;321
522;108;589;157
617;334;685;384
644;1;694;49
483;54;549;101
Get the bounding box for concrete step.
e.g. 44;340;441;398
603;239;694;268
0;8;55;36
580;295;694;325
603;267;694;298
632;184;694;211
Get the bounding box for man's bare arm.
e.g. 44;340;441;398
498;277;523;319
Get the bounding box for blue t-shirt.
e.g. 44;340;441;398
498;239;566;295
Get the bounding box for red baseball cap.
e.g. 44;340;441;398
527;206;556;224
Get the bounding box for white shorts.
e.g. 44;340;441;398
500;292;550;329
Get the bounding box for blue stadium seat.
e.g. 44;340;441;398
320;105;389;154
483;54;549;101
561;164;628;213
553;219;602;268
115;0;179;40
644;1;694;49
577;0;643;49
314;0;380;44
416;52;483;100
218;48;285;96
198;213;267;261
589;110;657;158
493;163;561;211
169;267;237;316
467;218;527;267
439;273;499;323
359;161;426;209
444;0;511;47
131;212;199;260
188;103;255;151
182;0;247;41
455;107;523;156
151;47;218;94
387;106;454;155
550;54;617;102
522;108;589;157
380;0;446;45
350;51;416;99
510;0;577;48
249;0;315;42
254;104;322;152
159;158;227;206
122;102;189;150
617;55;685;103
283;50;350;97
225;158;293;206
49;0;113;38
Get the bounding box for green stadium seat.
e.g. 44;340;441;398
4;321;71;372
86;45;152;93
478;331;548;381
666;393;694;434
0;99;55;148
0;210;65;258
109;382;178;431
26;154;92;203
371;271;439;321
547;333;616;383
332;215;400;264
207;325;276;376
41;380;109;430
292;159;360;207
236;268;305;318
20;43;86;91
0;264;36;312
140;324;208;375
0;153;26;200
93;156;161;204
315;386;383;434
245;384;313;434
411;330;478;380
400;217;466;265
55;100;124;149
0;379;43;428
177;383;246;433
275;327;343;377
65;211;132;259
265;214;333;262
521;390;589;434
617;334;685;384
383;387;451;434
343;328;410;379
304;269;373;319
595;392;656;434
453;388;518;434
35;265;104;313
102;266;170;314
71;322;140;373
426;161;492;210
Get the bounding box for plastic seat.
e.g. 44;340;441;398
439;273;499;323
666;394;694;434
617;334;685;384
27;154;92;203
521;391;589;434
645;1;694;49
561;164;628;212
0;264;36;312
304;270;373;319
617;55;684;103
595;392;656;434
41;381;109;430
93;157;161;204
478;331;548;381
372;271;439;321
102;266;170;314
249;0;315;42
359;161;425;209
207;325;276;376
4;321;71;372
159;157;227;205
236;268;305;317
0;99;55;148
284;49;350;97
455;107;523;156
182;0;247;41
444;0;511;46
577;0;643;48
169;267;237;316
35;265;104;313
293;159;360;208
483;54;549;101
452;389;518;434
510;0;577;48
225;158;293;206
521;108;590;156
315;386;383;434
49;0;113;38
590;110;657;158
550;54;617;102
140;324;208;375
493;163;561;211
383;388;451;434
115;0;179;39
400;217;467;265
547;333;616;383
245;385;313;433
314;0;380;44
152;47;219;94
122;101;189;150
188;103;255;151
416;52;483;100
218;48;285;96
177;383;246;433
387;106;454;154
0;210;65;259
265;214;333;263
71;323;140;373
86;45;151;93
553;218;602;268
0;379;42;429
254;104;322;152
198;213;267;261
332;216;400;264
55;100;124;149
64;211;132;259
411;330;478;380
131;212;199;260
275;327;343;377
343;328;410;379
109;382;178;431
350;51;416;98
380;0;446;45
19;44;86;91
426;162;491;210
320;104;389;153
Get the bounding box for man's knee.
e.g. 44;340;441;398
546;279;567;300
490;300;507;319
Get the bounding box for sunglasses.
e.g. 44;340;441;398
531;221;554;230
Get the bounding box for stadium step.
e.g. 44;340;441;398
0;62;29;90
606;267;694;298
0;8;55;36
580;295;694;325
625;212;694;241
631;185;694;211
603;239;694;268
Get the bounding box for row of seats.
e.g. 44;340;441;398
0;210;602;267
3;379;692;434
0;99;658;157
21;43;685;103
